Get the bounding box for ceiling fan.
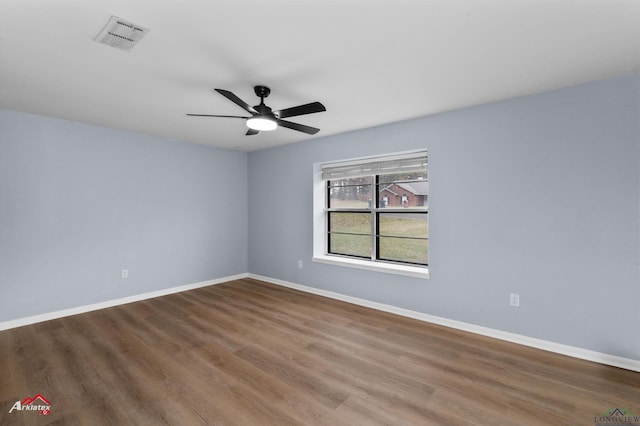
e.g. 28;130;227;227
187;85;326;136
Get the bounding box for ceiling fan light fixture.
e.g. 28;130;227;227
187;86;324;135
246;117;277;131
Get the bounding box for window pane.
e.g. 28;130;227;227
378;171;427;183
378;237;428;265
329;212;371;234
329;233;372;258
328;177;372;208
378;213;428;238
378;179;428;209
329;177;373;187
328;212;372;258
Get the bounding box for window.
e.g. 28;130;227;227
315;152;428;276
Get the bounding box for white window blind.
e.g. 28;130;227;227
321;152;427;180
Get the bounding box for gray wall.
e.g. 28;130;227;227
248;72;640;360
0;110;248;322
2;73;638;360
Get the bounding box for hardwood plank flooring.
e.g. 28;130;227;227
0;278;638;425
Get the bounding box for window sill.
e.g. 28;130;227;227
312;255;430;279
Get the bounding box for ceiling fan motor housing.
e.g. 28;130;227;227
254;103;273;115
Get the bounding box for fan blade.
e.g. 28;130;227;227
276;119;320;135
186;114;249;118
246;129;259;136
214;89;258;115
275;101;326;119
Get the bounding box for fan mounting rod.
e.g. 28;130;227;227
254;85;271;102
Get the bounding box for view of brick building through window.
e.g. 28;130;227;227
379;180;428;207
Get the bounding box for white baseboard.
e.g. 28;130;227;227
3;272;638;373
248;273;640;373
0;273;249;331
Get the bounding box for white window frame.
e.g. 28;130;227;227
312;151;430;279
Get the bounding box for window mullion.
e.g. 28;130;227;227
325;180;330;255
372;174;378;261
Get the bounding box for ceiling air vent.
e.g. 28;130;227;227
94;16;149;51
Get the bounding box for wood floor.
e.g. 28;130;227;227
0;278;638;425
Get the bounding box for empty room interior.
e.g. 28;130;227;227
1;1;639;425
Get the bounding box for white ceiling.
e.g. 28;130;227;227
1;1;639;152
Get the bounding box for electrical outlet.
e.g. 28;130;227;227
121;269;129;279
510;293;520;307
298;260;303;269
